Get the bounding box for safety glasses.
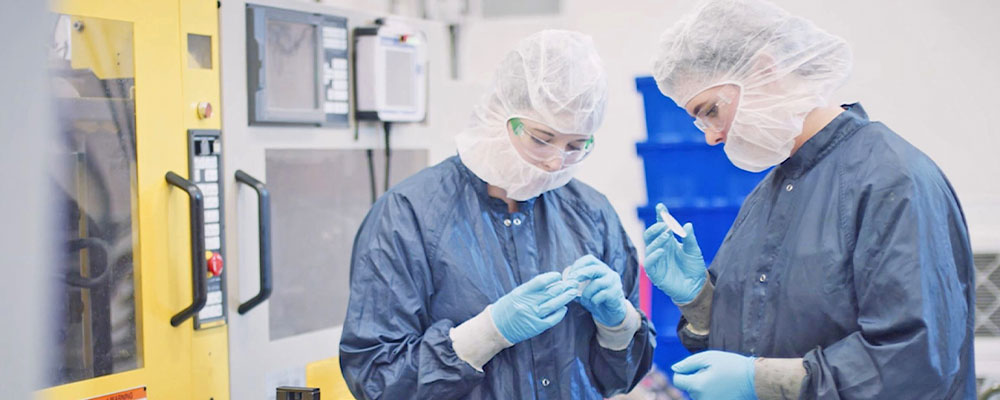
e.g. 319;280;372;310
691;84;742;134
508;117;594;166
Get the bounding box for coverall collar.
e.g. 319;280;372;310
454;156;538;213
778;103;870;179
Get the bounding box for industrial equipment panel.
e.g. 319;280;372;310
189;129;228;328
246;5;351;127
321;15;350;126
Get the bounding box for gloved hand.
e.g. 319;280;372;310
565;255;628;327
491;271;578;344
643;203;707;304
672;350;756;400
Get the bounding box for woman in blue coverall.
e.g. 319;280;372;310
339;30;655;399
643;0;976;399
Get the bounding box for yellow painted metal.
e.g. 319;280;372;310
179;0;222;131
69;16;134;79
178;0;230;398
305;357;356;400
37;0;229;398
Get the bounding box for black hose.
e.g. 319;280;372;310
383;121;391;192
366;148;377;204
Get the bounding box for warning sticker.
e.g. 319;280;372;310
87;387;147;400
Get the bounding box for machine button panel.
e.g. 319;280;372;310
190;130;227;328
322;16;350;125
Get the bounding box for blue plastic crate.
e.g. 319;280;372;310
655;335;691;380
649;287;683;339
636;141;768;207
635;76;702;143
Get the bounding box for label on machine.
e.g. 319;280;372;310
86;387;147;400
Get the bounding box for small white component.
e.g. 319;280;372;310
658;205;688;238
199;303;223;319
196;183;218;196
331;90;349;101
205;223;221;237
203;168;218;182
324;102;349;115
204;196;219;210
206;291;223;305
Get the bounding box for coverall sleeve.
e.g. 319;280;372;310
339;193;484;399
800;174;971;399
589;207;656;396
676;271;716;352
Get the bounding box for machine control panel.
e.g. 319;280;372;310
189;129;227;329
246;5;351;126
322;15;350;125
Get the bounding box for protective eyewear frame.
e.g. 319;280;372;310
691;84;741;134
509;117;594;166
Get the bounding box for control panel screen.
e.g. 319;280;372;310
384;48;416;109
265;20;317;110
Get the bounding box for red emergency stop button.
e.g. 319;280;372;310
197;101;213;119
206;251;223;277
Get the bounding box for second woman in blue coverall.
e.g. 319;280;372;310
339;30;655;399
644;0;976;399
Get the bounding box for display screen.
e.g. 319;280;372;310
384;48;415;108
265;20;317;110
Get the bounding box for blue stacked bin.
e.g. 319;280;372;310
633;76;768;374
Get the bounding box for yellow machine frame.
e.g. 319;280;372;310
38;0;229;398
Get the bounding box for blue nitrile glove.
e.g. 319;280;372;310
642;203;707;304
491;271;579;344
672;350;756;400
565;255;628;327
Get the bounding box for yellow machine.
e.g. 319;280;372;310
39;0;229;398
39;0;454;397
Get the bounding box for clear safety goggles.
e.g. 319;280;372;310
691;83;742;134
508;117;594;166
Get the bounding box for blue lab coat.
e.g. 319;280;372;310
340;156;655;399
679;104;976;399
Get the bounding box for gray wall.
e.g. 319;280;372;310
0;0;54;396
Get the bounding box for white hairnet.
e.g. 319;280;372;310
652;0;852;106
650;0;852;171
456;30;608;200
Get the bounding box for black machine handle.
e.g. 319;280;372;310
235;170;273;314
63;237;112;288
166;171;208;327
